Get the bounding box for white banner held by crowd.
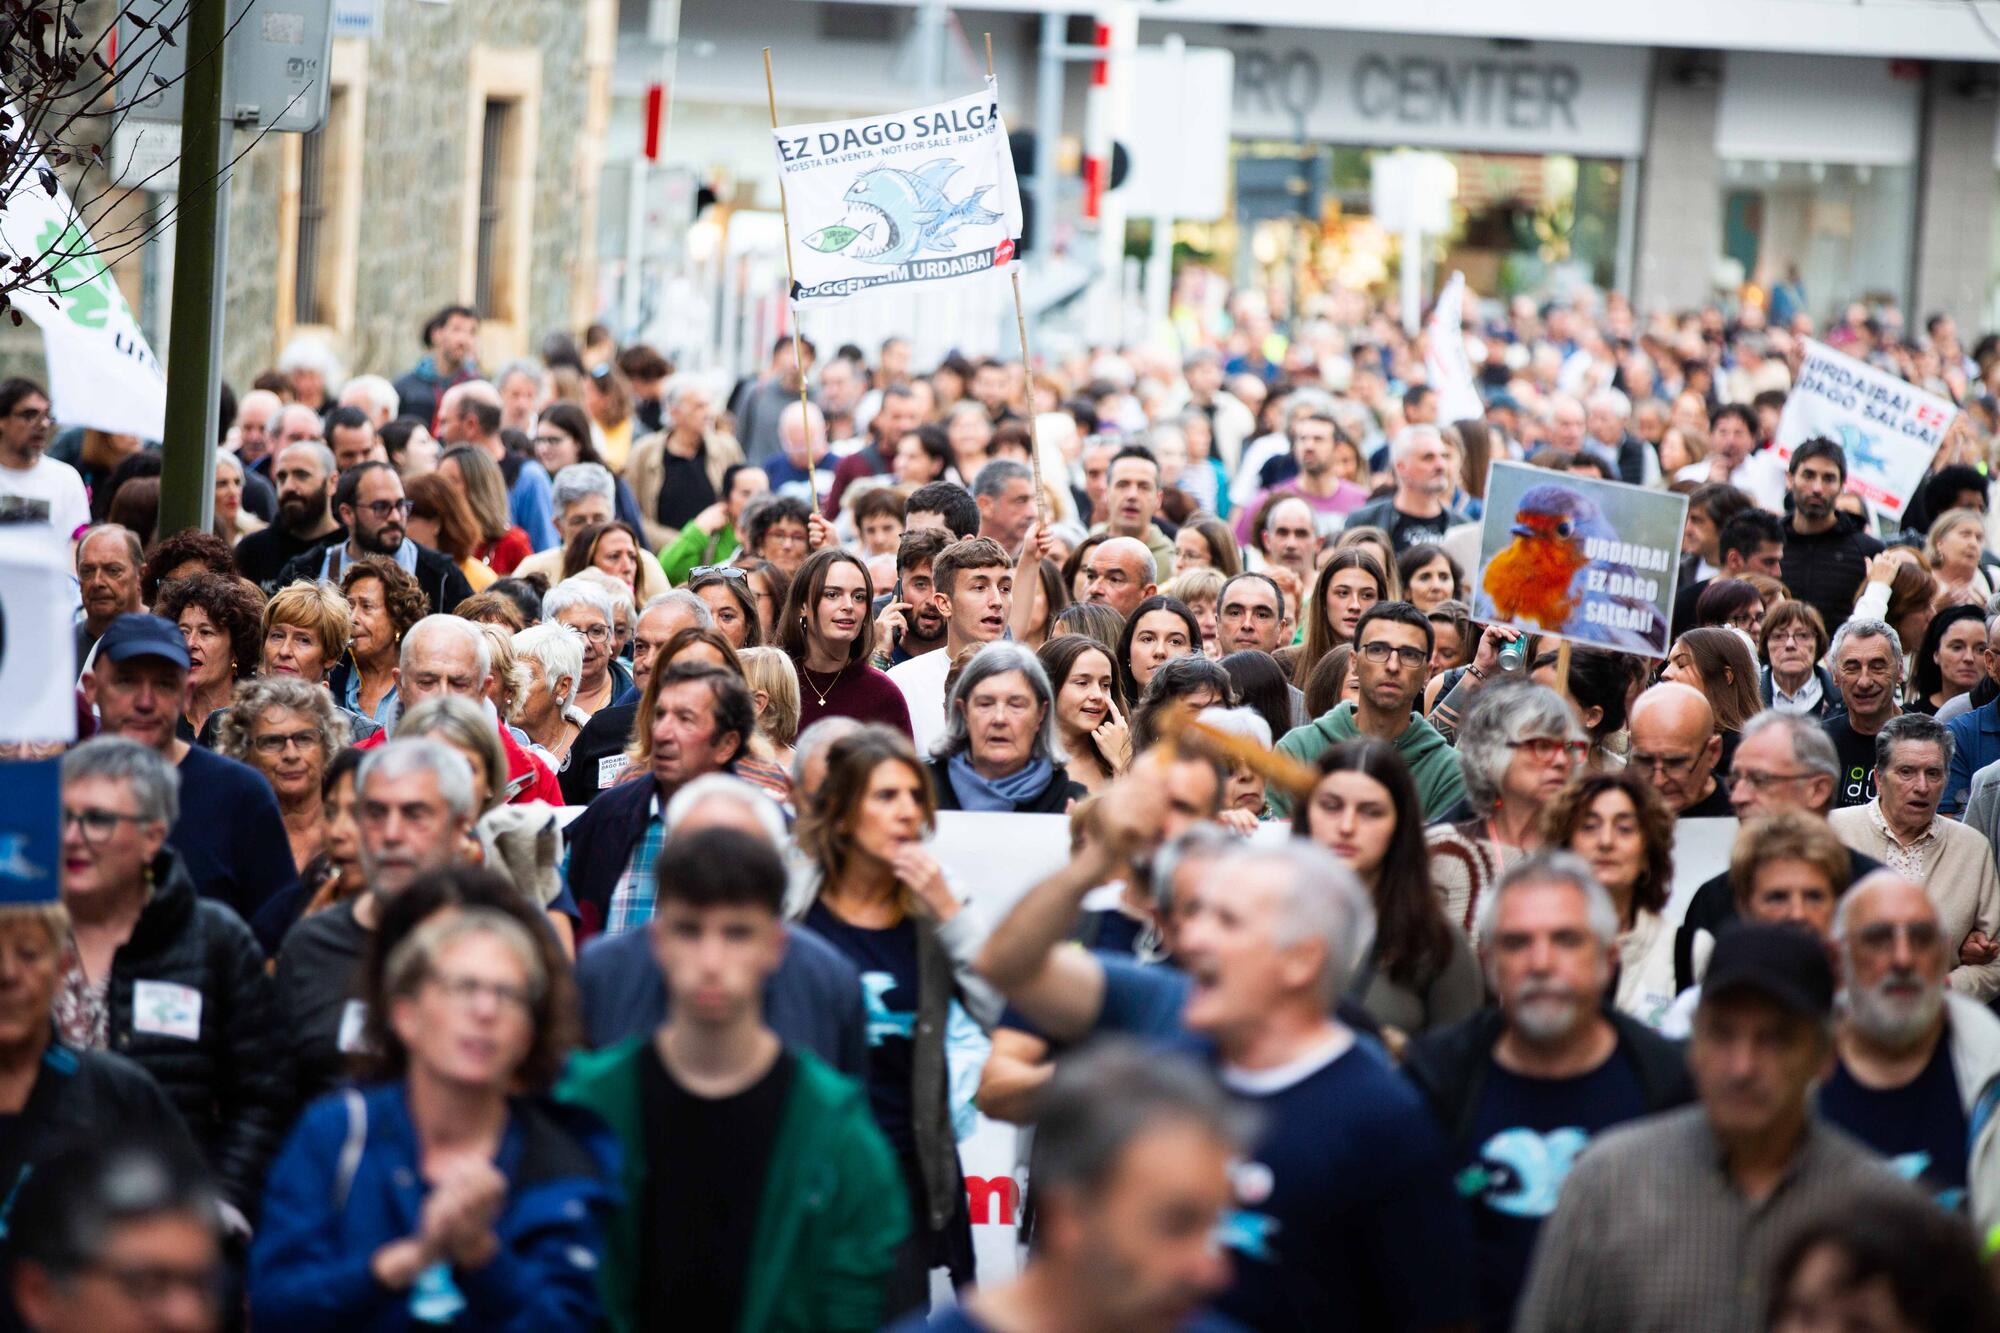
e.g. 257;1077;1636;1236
1773;337;1954;523
1424;271;1483;423
771;82;1023;308
0;99;167;439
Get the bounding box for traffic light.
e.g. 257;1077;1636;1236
1008;130;1130;258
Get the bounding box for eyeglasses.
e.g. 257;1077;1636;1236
63;807;147;842
7;407;51;424
1509;738;1589;762
82;1259;223;1308
1358;641;1428;668
1627;750;1701;779
252;730;324;756
1769;629;1817;647
1851;920;1942;955
357;499;414;519
427;970;535;1013
532;434;571;450
689;565;748;583
565;622;612;644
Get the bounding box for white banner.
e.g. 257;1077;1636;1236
1425;271;1483;424
1773;337;1954;523
0;102;166;439
0;527;77;743
771;82;1023;308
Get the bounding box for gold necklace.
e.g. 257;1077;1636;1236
802;660;848;706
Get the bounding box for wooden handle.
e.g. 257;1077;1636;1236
1154;704;1320;798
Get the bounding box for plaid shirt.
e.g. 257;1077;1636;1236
604;793;665;934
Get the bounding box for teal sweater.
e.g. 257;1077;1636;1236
556;1038;908;1333
1269;701;1468;819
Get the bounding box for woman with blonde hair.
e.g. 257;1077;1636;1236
213;451;266;544
1924;506;1992;608
740;645;802;776
1163;565;1226;656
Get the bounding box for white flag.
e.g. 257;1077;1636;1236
0;100;166;438
1424;272;1483;424
771;81;1023;308
1773;337;1955;523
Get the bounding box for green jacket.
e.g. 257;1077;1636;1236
1268;701;1467;819
658;521;741;586
555;1038;908;1333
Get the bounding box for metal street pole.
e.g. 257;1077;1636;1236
159;0;228;537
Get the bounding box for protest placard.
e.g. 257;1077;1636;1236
1774;337;1955;524
0;97;167;439
770;84;1023;308
1471;461;1685;658
1424;271;1483;423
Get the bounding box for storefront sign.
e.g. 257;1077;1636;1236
1155;25;1649;158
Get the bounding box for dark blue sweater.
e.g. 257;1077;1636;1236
170;744;298;925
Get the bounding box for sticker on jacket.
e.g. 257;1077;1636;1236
337;999;371;1054
132;981;202;1041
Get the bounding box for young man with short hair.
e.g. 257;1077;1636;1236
1671;508;1786;638
872;526;955;669
1273;601;1464;817
1780;437;1882;639
560;827;906;1333
889;537;1014;754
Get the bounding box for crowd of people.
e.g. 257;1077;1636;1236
7;283;2000;1331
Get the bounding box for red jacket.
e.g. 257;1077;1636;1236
355;713;564;806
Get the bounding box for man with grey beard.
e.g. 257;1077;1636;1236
1824;871;2000;1227
1402;852;1692;1332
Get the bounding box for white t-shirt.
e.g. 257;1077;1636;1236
0;453;89;544
887;647;953;759
1674;450;1787;513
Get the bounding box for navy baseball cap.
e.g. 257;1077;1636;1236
94;614;191;670
1700;922;1835;1020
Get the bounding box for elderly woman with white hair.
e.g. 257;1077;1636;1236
1427;680;1588;939
511;622;589;774
1195;705;1274;821
542;578;628;719
928;641;1085;813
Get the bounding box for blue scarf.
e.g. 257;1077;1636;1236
947;752;1053;812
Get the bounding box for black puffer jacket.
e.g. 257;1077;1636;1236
103;848;294;1217
1779;511;1884;639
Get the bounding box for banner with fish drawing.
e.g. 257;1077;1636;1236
1471;461;1686;658
1772;337;1957;525
771;82;1023;307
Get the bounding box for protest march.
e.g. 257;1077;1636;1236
14;6;2000;1333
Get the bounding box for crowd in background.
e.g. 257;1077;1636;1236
6;276;2000;1330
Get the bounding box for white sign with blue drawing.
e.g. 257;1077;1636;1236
1773;337;1957;525
771;82;1023;308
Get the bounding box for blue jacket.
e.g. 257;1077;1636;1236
1947;698;2000;816
508;460;560;552
249;1082;618;1331
575;922;868;1079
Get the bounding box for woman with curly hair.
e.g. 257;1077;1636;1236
328;556;429;725
216;676;350;881
1537;770;1679;1027
155;572;264;744
140;528;236;604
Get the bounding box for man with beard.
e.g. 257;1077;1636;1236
1779;438;1882;638
72;524;143;662
0;377;86;544
1236;413;1369;544
872;526;953;668
1824;871;2000;1226
276;460;473;615
1404;852;1692;1333
235;440;343;589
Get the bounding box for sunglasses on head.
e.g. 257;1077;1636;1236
690;565;749;583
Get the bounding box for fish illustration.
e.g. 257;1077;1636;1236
807;159;1002;266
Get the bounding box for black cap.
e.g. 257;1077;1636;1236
94;614;190;671
1700;922;1835;1019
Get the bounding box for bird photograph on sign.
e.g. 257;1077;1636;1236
1473;460;1685;657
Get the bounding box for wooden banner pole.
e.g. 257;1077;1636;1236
762;47;819;518
985;31;1047;527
